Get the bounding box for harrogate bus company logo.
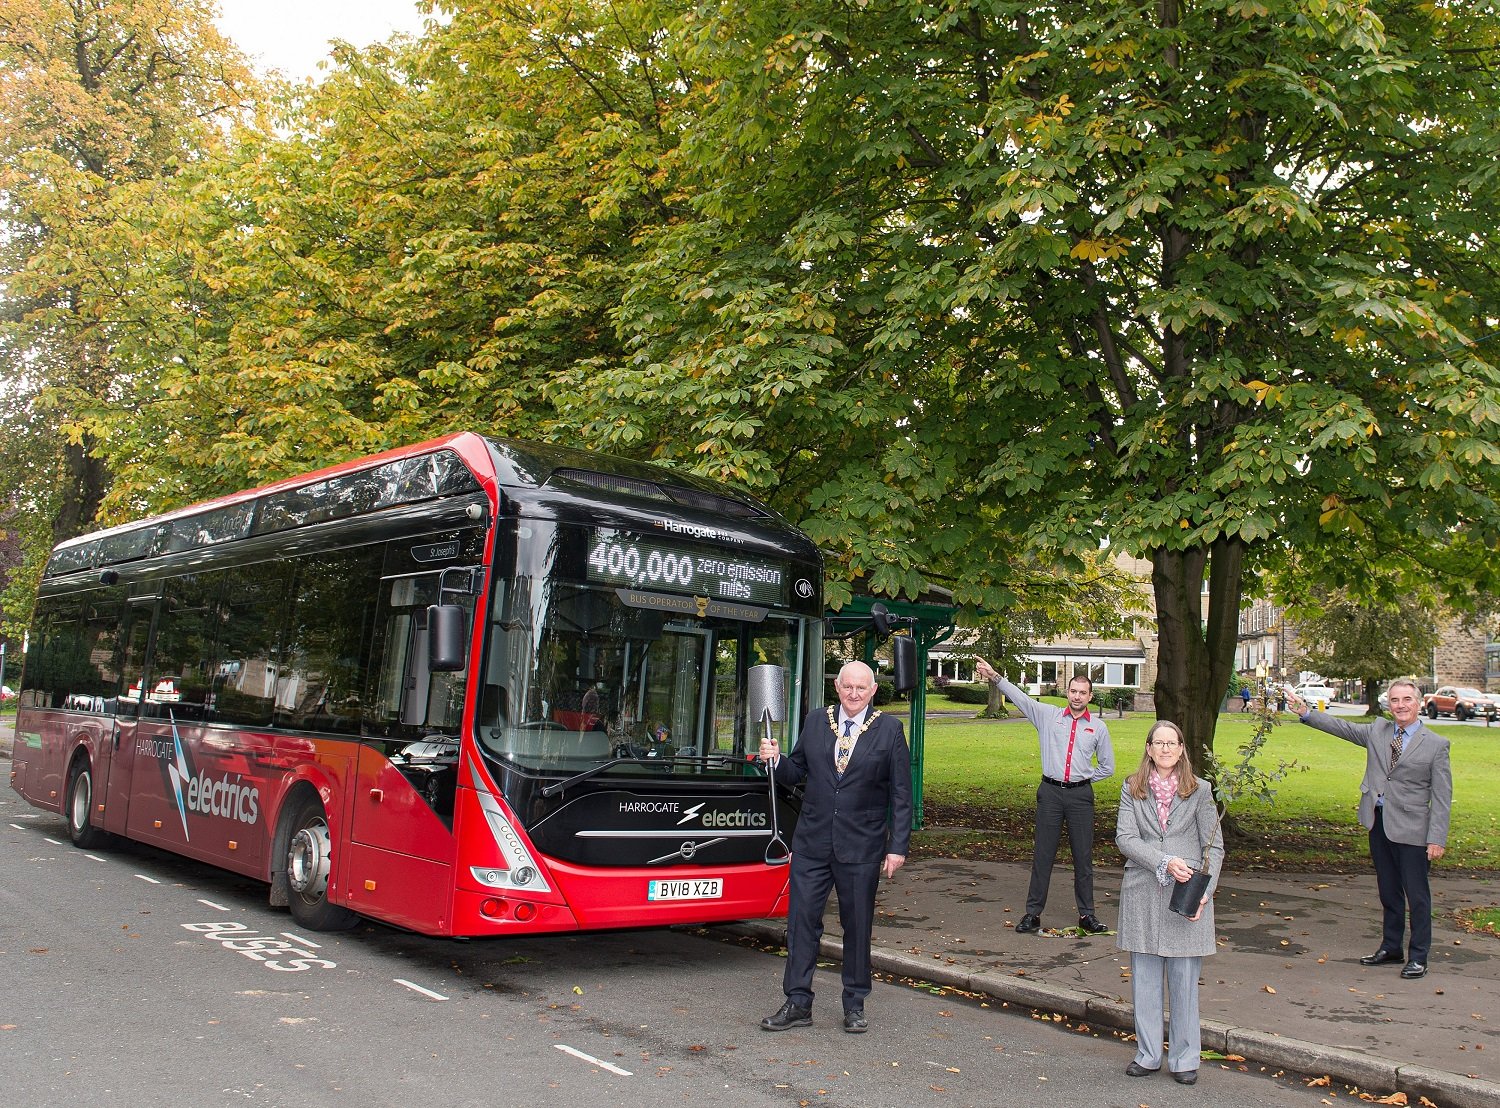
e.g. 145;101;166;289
142;714;262;841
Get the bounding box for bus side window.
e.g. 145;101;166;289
210;562;287;728
368;573;467;735
25;590;126;712
276;548;382;735
145;574;219;721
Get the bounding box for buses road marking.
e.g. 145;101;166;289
281;931;319;947
183;921;337;972
554;1044;633;1077
135;874;162;884
394;979;449;1001
197;898;230;911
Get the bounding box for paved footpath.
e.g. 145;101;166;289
5;719;1495;1105
733;855;1500;1108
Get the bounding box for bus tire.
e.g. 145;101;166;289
281;795;359;931
65;756;110;850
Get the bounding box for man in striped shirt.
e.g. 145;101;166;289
976;659;1115;935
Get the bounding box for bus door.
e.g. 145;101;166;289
346;568;468;931
97;596;156;836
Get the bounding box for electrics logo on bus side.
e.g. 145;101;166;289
138;714;262;841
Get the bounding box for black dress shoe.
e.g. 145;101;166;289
1359;948;1404;966
1171;1070;1198;1085
843;1008;868;1034
1125;1062;1158;1077
1400;961;1427;979
760;1000;812;1031
1015;914;1042;933
1078;914;1109;934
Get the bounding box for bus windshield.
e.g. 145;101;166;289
475;524;804;778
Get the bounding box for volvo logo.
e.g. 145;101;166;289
647;836;729;865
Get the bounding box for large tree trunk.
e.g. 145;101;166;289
51;436;108;541
1149;537;1248;782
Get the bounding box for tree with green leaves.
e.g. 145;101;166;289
1289;589;1441;716
0;0;255;632
596;0;1500;774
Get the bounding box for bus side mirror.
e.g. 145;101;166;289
891;635;917;696
427;604;467;672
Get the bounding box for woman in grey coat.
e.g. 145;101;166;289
1115;719;1223;1086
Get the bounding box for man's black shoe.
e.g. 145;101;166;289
843;1008;868;1034
1359;949;1404;966
1015;914;1042;934
1400;961;1427;979
760;1000;812;1032
1125;1062;1158;1077
1078;915;1109;934
1171;1070;1199;1085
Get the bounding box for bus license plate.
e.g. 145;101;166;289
647;878;722;901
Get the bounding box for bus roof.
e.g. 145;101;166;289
44;433;802;580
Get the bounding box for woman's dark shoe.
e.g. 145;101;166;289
1171;1070;1199;1085
1125;1062;1159;1077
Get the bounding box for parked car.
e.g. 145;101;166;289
1422;686;1499;721
1295;683;1336;707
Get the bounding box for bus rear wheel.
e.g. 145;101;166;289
65;758;110;850
282;796;359;932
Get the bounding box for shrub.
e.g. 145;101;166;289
942;683;992;705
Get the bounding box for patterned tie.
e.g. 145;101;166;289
1390;726;1407;768
836;718;855;775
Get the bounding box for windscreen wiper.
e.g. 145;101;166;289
540;753;746;797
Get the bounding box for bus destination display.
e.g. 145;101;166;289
587;529;788;606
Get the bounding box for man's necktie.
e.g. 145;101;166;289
836;719;855;775
1390;726;1407;768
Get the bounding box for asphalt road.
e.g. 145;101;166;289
3;786;1344;1108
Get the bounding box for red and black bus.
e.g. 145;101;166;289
9;433;823;935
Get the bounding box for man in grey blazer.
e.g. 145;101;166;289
1290;679;1452;979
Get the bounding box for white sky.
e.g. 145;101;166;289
215;0;432;83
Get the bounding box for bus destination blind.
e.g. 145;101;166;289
587;529;788;606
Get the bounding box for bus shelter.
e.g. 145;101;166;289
826;591;957;829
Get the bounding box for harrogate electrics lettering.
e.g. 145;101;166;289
619;801;681;814
699;809;767;829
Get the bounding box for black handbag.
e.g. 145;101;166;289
1168;796;1220;918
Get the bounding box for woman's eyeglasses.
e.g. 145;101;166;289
1149;740;1182;748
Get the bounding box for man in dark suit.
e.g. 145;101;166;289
1290;679;1452;979
759;660;913;1034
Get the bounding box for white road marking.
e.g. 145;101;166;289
135;874;162;884
45;837;64;845
197;898;230;911
281;931;319;947
394;978;449;1001
554;1044;633;1077
85;853;105;861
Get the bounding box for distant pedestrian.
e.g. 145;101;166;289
974;659;1113;935
1116;720;1223;1086
1288;679;1450;980
1276;687;1288;713
1240;685;1252;712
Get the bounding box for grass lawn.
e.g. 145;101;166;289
914;705;1500;874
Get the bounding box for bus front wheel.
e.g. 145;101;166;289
281;796;359;931
65;758;110;850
